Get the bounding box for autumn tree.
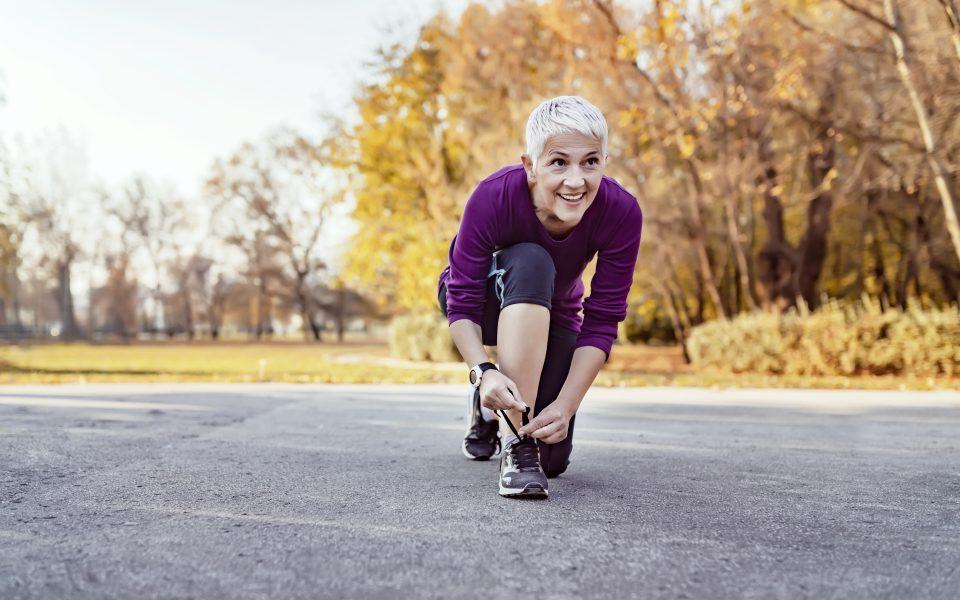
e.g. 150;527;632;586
207;128;335;340
105;175;190;334
8;130;93;339
340;3;593;313
335;0;960;354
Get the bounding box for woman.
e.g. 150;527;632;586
437;96;643;499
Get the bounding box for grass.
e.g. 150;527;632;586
1;341;958;390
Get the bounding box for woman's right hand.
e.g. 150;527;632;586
478;369;527;413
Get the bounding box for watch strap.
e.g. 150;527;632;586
470;362;498;386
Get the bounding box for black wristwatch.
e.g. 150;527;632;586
469;362;498;388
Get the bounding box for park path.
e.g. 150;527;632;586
2;384;959;599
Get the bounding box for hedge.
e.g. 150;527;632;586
686;297;960;376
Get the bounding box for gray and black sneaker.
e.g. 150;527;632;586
462;387;500;460
498;434;549;499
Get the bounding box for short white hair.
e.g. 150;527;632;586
525;96;608;165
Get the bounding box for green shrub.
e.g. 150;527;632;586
624;298;677;344
687;297;960;376
389;314;462;362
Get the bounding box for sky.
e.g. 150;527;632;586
0;0;468;194
0;0;471;302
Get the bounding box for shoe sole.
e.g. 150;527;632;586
498;483;549;499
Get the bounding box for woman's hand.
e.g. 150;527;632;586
478;370;527;413
518;403;571;444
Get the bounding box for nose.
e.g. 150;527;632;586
564;174;586;190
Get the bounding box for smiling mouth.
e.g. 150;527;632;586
558;192;585;203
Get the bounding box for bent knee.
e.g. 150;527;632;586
509;243;555;277
539;441;571;478
499;243;555;306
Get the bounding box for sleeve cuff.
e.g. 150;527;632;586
447;312;483;327
574;336;613;363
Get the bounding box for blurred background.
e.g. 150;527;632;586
1;0;959;389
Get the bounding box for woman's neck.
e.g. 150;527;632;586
528;178;579;239
534;205;576;239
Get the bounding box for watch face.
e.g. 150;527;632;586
469;368;478;385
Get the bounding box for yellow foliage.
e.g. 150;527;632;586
688;299;960;377
395;235;449;312
616;34;638;61
389;314;461;361
677;134;696;159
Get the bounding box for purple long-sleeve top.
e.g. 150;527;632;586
437;164;643;361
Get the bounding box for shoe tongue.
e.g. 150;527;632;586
510;436;541;469
503;434;520;449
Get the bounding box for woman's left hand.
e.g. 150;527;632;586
518;403;572;444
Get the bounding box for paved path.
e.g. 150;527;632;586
2;384;959;599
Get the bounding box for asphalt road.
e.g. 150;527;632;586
2;383;959;599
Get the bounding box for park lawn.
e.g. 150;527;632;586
0;342;454;384
0;342;958;390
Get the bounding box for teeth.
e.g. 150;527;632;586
559;192;585;201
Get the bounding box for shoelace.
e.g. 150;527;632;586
495;405;529;441
495;406;542;471
508;436;542;471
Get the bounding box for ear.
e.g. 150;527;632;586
520;154;536;183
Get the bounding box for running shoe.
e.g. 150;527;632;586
498;434;549;498
462;387;500;460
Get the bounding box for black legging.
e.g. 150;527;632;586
438;242;577;477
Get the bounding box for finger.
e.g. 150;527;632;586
480;394;502;411
541;430;567;444
504;381;525;410
518;413;550;436
499;386;526;412
494;388;518;411
533;420;566;442
529;420;564;440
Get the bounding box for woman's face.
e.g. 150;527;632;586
522;132;606;232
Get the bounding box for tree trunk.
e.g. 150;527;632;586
56;257;82;339
308;314;322;341
754;136;796;312
210;300;222;340
12;272;22;328
885;0;960;267
655;281;690;363
256;275;269;340
895;235;918;309
724;196;758;312
183;288;194;340
694;269;705;325
796;94;837;310
336;286;346;343
683;165;728;320
659;247;694;332
869;224;892;306
916;195;960;303
939;0;960;64
295;273;312;341
299;305;312;341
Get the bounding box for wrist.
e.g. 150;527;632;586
469;361;498;387
553;396;579;418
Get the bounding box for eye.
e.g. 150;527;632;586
550;158;566;166
585;157;600;166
